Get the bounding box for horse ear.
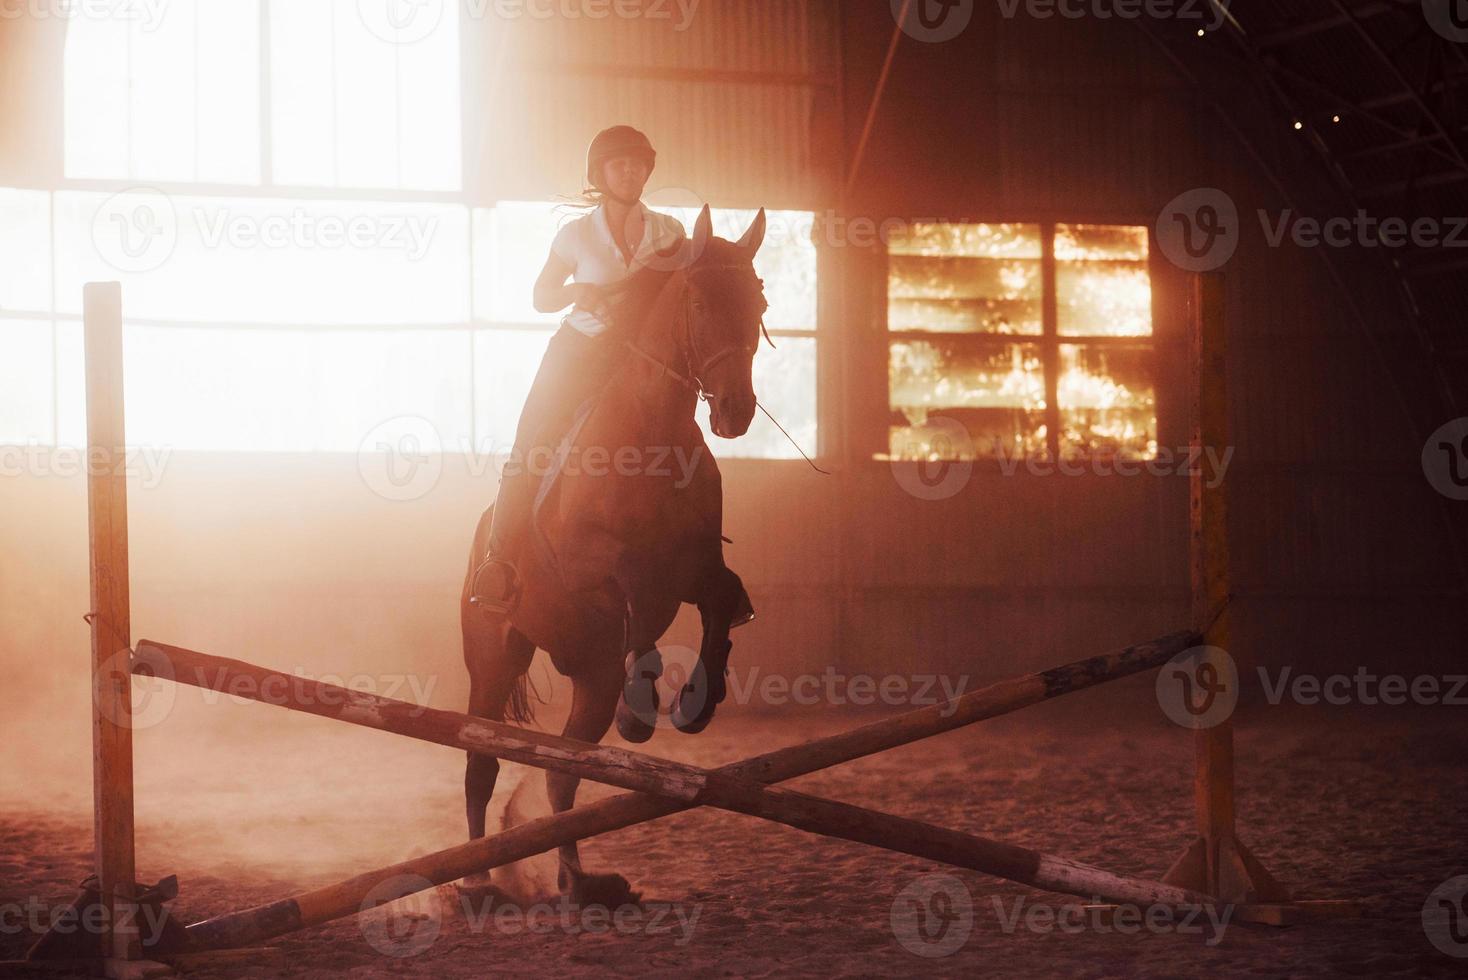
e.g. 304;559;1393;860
693;204;713;248
737;207;766;258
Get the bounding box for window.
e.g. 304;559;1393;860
64;0;261;183
64;0;461;191
18;10;817;461
885;222;1156;461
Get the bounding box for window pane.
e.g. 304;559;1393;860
0;189;52;314
334;4;402;189
393;2;462;192
270;0;336;186
272;0;461;191
1058;344;1156;459
196;0;262;184
698;336;816;459
122;325;314;451
473;203;567;325
64;1;260;183
887;223;1042;335
1056;224;1151;337
473;329;553;455
54;192;469;326
0;320;55;445
309;328;473;452
120;325;471;452
63;15;130;178
889;340;1046;459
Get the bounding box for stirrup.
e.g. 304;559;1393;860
730;588;755;630
469;555;521;616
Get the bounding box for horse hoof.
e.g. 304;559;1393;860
617;649;662;743
568;872;640;909
454;875;510;905
670;671;715;735
615;697;657;743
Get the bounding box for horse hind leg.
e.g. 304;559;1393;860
550;666;641;907
462;620;535;845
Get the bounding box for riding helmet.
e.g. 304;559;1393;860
586;125;657;190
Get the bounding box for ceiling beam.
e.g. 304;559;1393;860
1255;2;1393;49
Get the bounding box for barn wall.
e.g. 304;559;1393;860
1;3;1463;727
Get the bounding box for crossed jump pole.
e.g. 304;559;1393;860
23;274;1340;976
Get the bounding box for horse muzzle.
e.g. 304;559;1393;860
709;390;756;439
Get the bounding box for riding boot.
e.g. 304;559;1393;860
468;458;537;615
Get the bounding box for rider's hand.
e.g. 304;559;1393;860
568;282;605;311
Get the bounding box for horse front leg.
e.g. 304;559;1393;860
671;564;750;734
550;666;641;907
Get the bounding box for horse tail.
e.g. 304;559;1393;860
499;628;551;728
505;669;537;726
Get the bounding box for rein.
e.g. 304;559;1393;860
618;268;828;474
622;265;762;403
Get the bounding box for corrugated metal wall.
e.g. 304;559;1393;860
464;0;841;207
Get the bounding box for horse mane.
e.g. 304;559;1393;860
605;234;757;338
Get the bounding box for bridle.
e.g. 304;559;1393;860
624;265;769;402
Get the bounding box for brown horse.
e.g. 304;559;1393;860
459;205;767;904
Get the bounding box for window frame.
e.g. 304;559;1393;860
877;216;1162;463
60;0;466;197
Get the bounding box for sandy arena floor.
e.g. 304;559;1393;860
2;678;1466;979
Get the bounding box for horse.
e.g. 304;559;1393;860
458;204;767;905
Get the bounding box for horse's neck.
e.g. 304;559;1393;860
624;273;697;418
631;272;685;364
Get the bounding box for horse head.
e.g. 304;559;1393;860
683;204;767;439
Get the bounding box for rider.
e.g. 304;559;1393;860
470;125;686;614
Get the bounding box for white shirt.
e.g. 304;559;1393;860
550;202;686;337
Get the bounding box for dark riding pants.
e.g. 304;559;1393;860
486;321;625;558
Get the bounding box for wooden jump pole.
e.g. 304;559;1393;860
170;630;1205;951
1162;271;1289;905
81;281;145;967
